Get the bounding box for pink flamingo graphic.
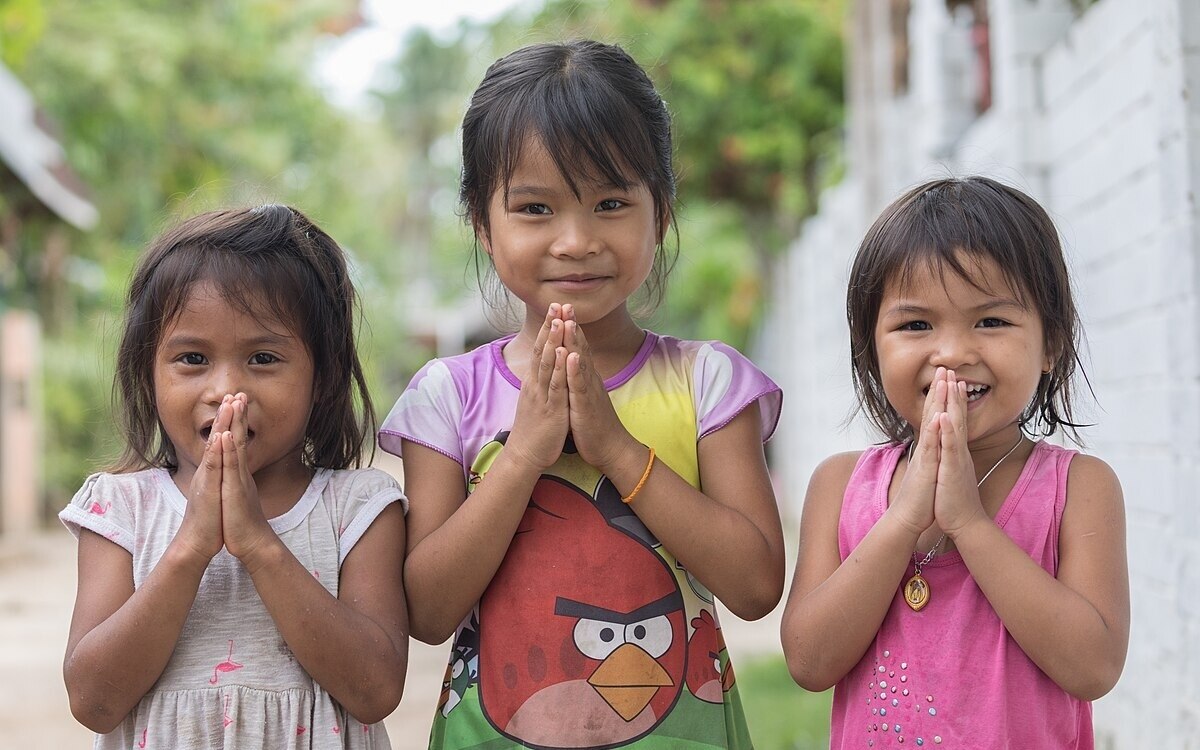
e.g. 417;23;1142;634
332;724;341;735
137;727;147;747
312;569;320;579
209;640;243;684
88;501;111;515
222;693;234;728
296;725;308;735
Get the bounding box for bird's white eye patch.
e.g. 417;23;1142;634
624;615;672;658
573;618;625;660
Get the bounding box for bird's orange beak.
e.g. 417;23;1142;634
588;643;674;721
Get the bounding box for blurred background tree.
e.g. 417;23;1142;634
0;0;844;512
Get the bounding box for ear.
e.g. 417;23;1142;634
474;218;493;256
1041;347;1056;375
656;206;671;246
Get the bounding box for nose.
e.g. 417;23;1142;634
549;214;600;259
930;328;980;370
203;364;241;406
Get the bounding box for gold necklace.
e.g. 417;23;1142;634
902;435;1024;612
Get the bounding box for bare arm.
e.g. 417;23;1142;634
948;453;1129;699
932;375;1129;699
593;405;786;620
402;308;572;644
779;452;933;691
401;441;545;644
240;502;409;723
64;434;226;733
212;395;408;724
63;531;211;733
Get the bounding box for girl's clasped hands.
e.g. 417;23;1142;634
176;393;274;566
509;303;636;476
893;365;1007;542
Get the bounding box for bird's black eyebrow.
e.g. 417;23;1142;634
553;592;683;624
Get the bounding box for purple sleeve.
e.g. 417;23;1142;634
693;341;782;441
378;359;464;464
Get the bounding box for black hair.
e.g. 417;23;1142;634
112;204;375;472
846;176;1090;443
460;39;678;310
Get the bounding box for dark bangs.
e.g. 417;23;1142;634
461;40;678;308
847;177;1088;443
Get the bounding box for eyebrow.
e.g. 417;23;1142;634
506;185;557;199
160;333;296;349
554;591;683;623
882;298;1026;317
507;181;636;199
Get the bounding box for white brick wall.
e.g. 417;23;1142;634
766;0;1200;745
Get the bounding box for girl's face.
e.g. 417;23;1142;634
481;137;659;332
153;280;315;491
873;253;1052;448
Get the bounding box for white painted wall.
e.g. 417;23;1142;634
763;0;1200;745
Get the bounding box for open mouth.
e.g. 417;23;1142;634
922;383;991;402
200;426;255;441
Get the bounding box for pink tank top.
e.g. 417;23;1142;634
830;440;1093;749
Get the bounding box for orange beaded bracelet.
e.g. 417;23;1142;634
621;446;656;504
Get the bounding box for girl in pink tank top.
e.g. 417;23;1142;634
780;177;1129;749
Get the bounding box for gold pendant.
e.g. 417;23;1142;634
904;573;930;611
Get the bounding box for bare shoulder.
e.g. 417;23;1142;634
1065;453;1123;503
808;451;866;498
1066;452;1120;485
797;450;865;526
1062;452;1125;526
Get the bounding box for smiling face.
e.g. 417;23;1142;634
480;137;660;335
873;253;1051;448
153;280;315;497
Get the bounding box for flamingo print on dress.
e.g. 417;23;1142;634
136;727;147;747
222;693;234;729
209;640;244;684
87;501;111;515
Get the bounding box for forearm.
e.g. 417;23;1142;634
781;510;920;691
954;518;1126;699
244;540;406;723
405;450;543;643
605;442;782;619
65;542;208;732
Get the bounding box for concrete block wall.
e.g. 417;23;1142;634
765;0;1200;744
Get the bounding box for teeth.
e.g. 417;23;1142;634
966;384;989;401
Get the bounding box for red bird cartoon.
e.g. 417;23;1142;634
479;475;686;748
685;609;736;703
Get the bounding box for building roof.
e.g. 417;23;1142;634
0;62;97;230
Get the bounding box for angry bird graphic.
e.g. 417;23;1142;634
685;609;736;704
479;474;686;748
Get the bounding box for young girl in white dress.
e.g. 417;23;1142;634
61;205;408;748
